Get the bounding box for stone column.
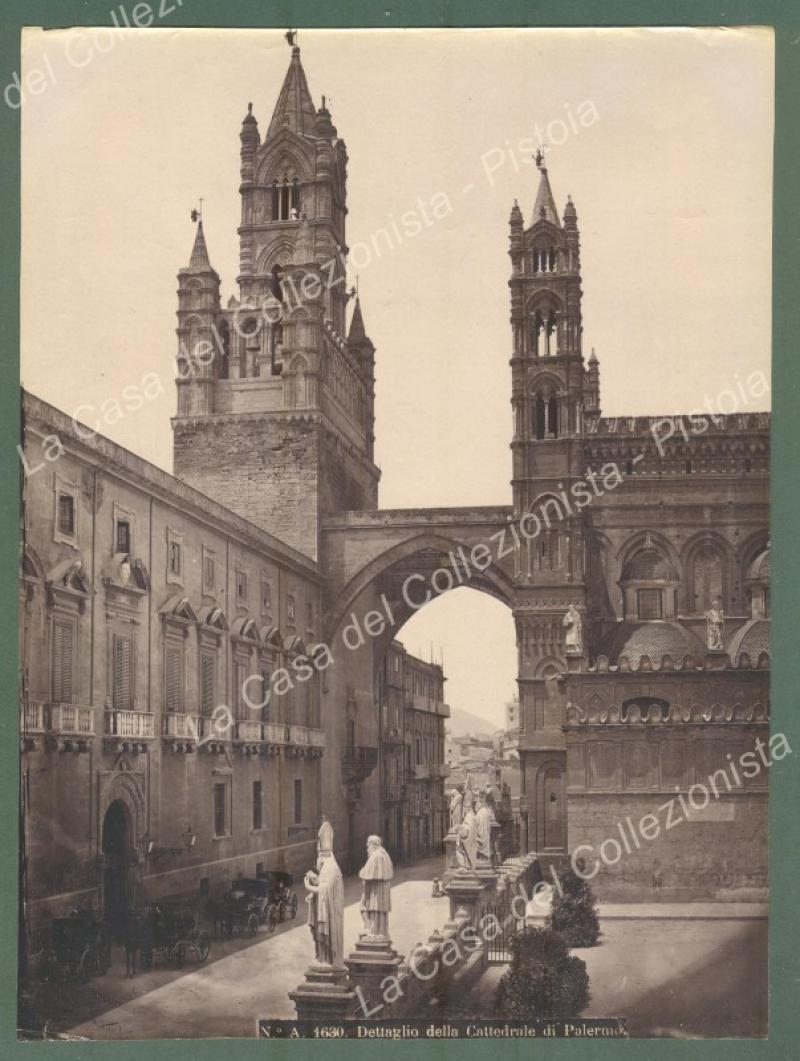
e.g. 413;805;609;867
442;829;460;884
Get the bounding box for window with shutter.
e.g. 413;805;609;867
260;669;271;721
113;635;133;710
213;783;227;837
200;652;216;716
52;619;74;703
166;643;184;713
252;781;263;831
235;662;247;720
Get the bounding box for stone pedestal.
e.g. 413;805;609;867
345;935;403;1019
289;961;357;1021
443;829;460;884
444;867;486;928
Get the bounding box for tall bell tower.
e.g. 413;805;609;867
172;44;380;560
509;154;592;854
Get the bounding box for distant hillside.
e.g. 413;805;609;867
446;706;498;738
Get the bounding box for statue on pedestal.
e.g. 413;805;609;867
304;821;345;968
358;835;393;939
457;801;478;870
474;793;493;863
705;599;725;650
563;604;583;654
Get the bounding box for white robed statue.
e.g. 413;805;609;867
304;818;345;968
704;599;725;651
359;835;393;939
563;604;583;654
457;802;478;870
474;793;493;862
449;787;463;832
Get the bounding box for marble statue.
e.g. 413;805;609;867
359;835;393;939
304;849;345;968
317;815;334;856
457;805;478;870
449;787;463;832
705;599;725;650
563;604;582;653
474;794;493;863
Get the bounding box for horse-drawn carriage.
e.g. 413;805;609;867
123;903;210;972
150;905;210;967
36;910;111;983
262;871;298;924
208;887;260;939
209;872;298;938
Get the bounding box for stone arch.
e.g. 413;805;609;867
325;530;515;643
681;531;734;614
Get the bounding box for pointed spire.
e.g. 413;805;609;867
532;159;561;228
349;296;367;341
267;45;317;139
189;220;213;270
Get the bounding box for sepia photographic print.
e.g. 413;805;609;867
16;24;777;1041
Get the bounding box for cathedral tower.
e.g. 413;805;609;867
172;46;380;560
509;155;592;853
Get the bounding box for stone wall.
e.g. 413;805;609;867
173;413;321;560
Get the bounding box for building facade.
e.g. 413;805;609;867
376;641;449;864
21;394;325;937
510;157;770;898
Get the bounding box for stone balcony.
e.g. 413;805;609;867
409;693;450;716
104;709;156;753
286;724;325;758
21;701;95;752
163;712;207;752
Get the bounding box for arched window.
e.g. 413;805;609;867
620;544;678;621
535;396;546;440
548;395;559;438
271;179;296;221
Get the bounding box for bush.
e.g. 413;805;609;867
495;927;590;1020
546;864;600;947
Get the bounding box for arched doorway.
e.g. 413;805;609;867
102;800;134;939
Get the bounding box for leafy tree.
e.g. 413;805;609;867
495;927;590;1019
546;862;600;947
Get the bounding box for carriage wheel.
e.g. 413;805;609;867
196;934;210;963
247;914;259;937
174;944;185;968
266;906;278;933
289;894;298;919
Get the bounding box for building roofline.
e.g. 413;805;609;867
22;389;321;581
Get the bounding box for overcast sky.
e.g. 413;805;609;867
21;27;773;727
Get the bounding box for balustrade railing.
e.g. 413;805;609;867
105;710;155;739
48;703;94;735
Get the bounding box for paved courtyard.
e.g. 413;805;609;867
34;856;447;1040
473;907;768;1039
30;862;767;1040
